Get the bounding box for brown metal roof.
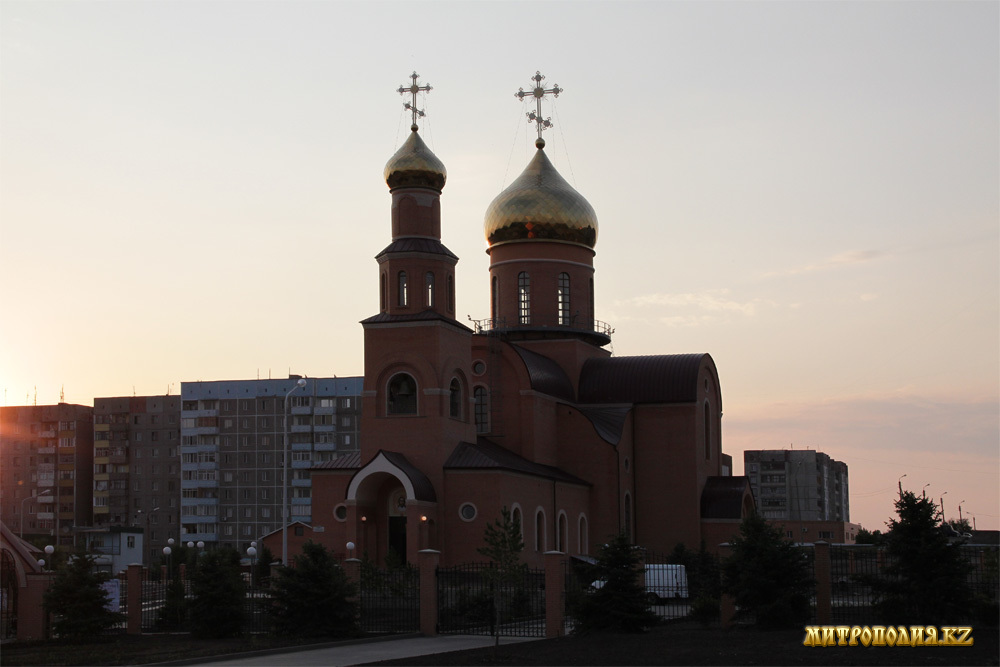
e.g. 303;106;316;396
577;405;631;445
360;310;473;332
311;451;361;470
374;237;458;261
701;476;753;519
578;353;714;405
445;438;589;486
379;450;438;502
511;345;575;401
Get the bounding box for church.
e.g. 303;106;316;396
305;73;754;567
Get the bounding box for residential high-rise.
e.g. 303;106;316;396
743;449;850;522
180;377;362;552
0;404;94;546
93;395;181;564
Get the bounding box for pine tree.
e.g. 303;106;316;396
189;547;246;638
268;541;359;638
572;534;659;633
156;577;188;632
721;513;813;628
42;554;123;639
477;506;527;646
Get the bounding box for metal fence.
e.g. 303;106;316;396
437;562;546;637
359;563;419;634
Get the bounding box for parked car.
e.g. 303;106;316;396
592;563;689;603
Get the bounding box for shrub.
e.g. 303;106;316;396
268;541;359;638
43;553;123;639
571;534;659;633
189;547;246;638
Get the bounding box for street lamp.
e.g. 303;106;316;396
20;491;53;540
44;545;54;571
897;474;907;494
282;377;308;566
163;546;172;574
247;546;257;586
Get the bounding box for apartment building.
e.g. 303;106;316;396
180;376;362;552
0;404;94;546
93;395;181;564
743;449;849;522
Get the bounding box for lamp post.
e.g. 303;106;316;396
939;492;947;520
20;491;53;540
282;378;308;566
44;545;54;571
247;545;257;587
163;546;172;574
897;474;907;495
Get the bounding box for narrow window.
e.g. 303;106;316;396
518;272;531;325
512;506;523;541
387;373;417;414
589;277;595;325
491;276;498;322
558;512;568;553
448;378;461;419
704;401;711;460
535;509;545;552
578;515;588;555
380;273;387;312
398;271;408;307
624;492;632;542
557;273;571;325
473;387;489;434
425;272;435;307
447;275;454;312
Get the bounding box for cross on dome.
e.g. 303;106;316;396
397;71;433;132
515;71;562;148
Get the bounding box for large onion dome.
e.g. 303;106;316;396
384;127;447;191
484;145;597;248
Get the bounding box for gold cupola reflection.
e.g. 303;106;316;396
384;126;447;191
484;142;597;248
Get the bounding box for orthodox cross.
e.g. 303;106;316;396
515;71;562;146
397;71;432;131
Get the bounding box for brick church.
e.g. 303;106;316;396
303;73;754;567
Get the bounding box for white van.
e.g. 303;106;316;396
590;563;689;602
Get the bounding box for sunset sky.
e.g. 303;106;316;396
1;1;996;531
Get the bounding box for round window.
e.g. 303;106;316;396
459;503;477;522
334;505;348;521
473;361;486;376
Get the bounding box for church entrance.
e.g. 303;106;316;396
388;516;407;564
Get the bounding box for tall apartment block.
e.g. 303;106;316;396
743;449;849;521
180;376;363;552
0;404;94;546
93;396;181;565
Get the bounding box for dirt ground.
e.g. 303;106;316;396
2;623;997;666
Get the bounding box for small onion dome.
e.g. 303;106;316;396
484;146;597;248
384;127;447;191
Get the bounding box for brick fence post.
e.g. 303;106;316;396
126;564;143;635
418;549;440;636
17;571;55;640
813;541;831;625
717;543;736;628
544;551;565;638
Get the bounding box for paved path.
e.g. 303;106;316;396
193;634;538;666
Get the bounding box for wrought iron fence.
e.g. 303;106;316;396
437;562;546;637
359;563;419;634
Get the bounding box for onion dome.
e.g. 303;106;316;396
484;144;597;248
384;126;447;191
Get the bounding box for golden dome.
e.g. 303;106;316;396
384;127;447;191
484;146;597;248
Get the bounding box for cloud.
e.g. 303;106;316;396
619;289;768;317
762;248;887;278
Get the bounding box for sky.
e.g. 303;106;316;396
1;1;997;532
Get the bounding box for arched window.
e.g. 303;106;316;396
624;492;632;542
589;277;595;325
473;386;489;434
557;273;571;325
557;512;568;553
380;273;387;312
447;275;454;312
518;272;531;325
449;378;461;419
398;271;408;307
425;272;435;307
535;509;545;553
387;373;417;414
578;514;589;555
491;276;498;322
704;401;711;460
512;505;523;542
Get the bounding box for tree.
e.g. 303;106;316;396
268;541;359;638
946;518;973;535
189;547;246;638
156;577;188;632
854;527;885;545
255;545;275;586
477;506;527;647
571;534;659;634
870;491;971;624
43;554;123;639
721;513;813;628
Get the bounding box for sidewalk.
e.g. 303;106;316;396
190;634;538;666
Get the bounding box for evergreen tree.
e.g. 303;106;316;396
43;554;123;639
572;534;658;633
871;491;971;624
254;545;275;586
477;506;527;646
189;547;246;638
156;577;188;632
721;513;813;628
268;541;359;638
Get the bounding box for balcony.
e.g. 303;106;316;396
470;314;614;346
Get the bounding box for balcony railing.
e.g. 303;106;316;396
470;315;614;338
